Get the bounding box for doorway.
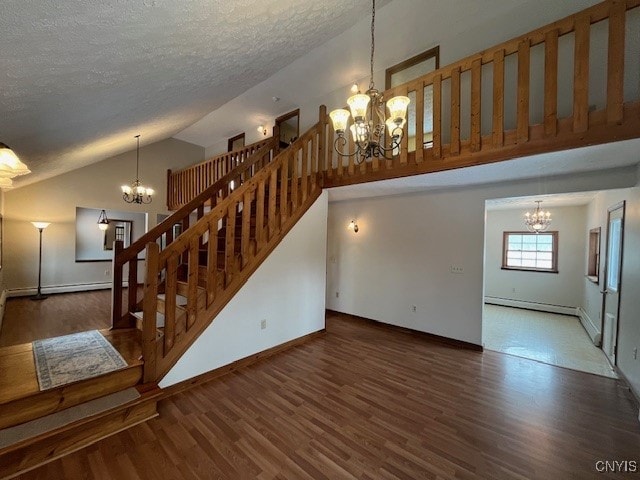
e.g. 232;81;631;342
275;109;299;149
602;201;625;365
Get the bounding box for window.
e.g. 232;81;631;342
587;227;600;283
502;231;558;273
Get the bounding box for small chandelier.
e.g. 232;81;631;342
0;142;31;190
97;209;109;231
524;201;552;233
121;135;153;204
329;0;410;164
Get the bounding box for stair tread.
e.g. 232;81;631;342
0;388;141;451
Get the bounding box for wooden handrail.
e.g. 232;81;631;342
322;0;640;187
141;111;327;382
167;137;276;210
111;136;278;328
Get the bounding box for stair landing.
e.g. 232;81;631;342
0;328;143;430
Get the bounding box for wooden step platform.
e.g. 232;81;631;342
0;329;143;430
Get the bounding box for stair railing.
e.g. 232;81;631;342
141;107;327;382
167;137;276;210
112;136;279;328
323;0;640;187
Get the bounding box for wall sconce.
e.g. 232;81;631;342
257;125;267;136
97;209;109;231
348;219;359;233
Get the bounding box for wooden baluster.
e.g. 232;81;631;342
256;178;266;249
492;49;505;148
165;224;174;247
517;40;530;143
225;204;236;285
301;140;308;202
573;14;590;133
398;85;409;165
197;204;205;248
127;259;138;317
164;255;177;354
268;169;278;239
187;238;198;330
280;153;289;223
470;58;482;152
206;217;218;306
242;189;252;268
433;74;442;159
142;242;159;383
451;67;461;155
291;149;299;210
544;30;559;136
312;131;320;187
318;105;327;177
111;240;125;328
415;81;425;164
606;1;625;124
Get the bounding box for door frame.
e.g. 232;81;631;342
274;109;300;148
601;200;625;365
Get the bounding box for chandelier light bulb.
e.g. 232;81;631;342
524;201;552;233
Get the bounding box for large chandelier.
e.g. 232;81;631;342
121;135;153;204
329;0;410;164
524;201;552;233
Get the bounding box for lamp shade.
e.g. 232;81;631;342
0;143;31;177
386;96;410;123
31;222;51;230
329;109;350;133
347;93;370;122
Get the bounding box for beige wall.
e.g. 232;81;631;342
3;138;203;294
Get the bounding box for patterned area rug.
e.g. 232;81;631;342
33;330;128;391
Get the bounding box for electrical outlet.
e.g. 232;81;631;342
260;319;267;330
335;291;339;298
104;269;110;277
411;305;417;313
450;265;464;274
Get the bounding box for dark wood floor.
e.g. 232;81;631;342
13;311;640;479
0;290;116;346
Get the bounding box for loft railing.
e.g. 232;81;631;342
141;112;325;382
167;137;276;210
323;0;640;186
111;137;278;328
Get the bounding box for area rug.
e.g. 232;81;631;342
33;330;128;391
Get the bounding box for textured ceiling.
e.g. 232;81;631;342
1;0;382;186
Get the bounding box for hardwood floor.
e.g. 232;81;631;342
0;289;133;347
15;312;640;479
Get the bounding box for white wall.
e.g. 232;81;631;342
583;185;640;399
3;138;203;295
485;206;587;310
160;191;328;387
326;166;637;347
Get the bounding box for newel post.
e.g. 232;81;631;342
142;242;159;383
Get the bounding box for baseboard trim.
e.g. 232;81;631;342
576;307;602;346
7;282;121;298
484;297;577;316
159;329;326;397
326;309;483;352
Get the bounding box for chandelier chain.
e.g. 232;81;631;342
135;134;140;180
369;0;375;90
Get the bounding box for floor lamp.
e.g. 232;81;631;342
31;222;51;301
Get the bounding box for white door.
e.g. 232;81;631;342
602;202;625;365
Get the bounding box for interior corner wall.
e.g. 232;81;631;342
3;138;203;295
159;191;328;388
583;186;640;399
484;206;587;309
326;166;637;347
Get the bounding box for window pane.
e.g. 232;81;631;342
507;258;522;267
522;259;536;267
503;231;557;272
537;260;552;269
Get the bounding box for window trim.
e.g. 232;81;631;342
586;226;601;283
501;231;559;274
385;46;440;90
